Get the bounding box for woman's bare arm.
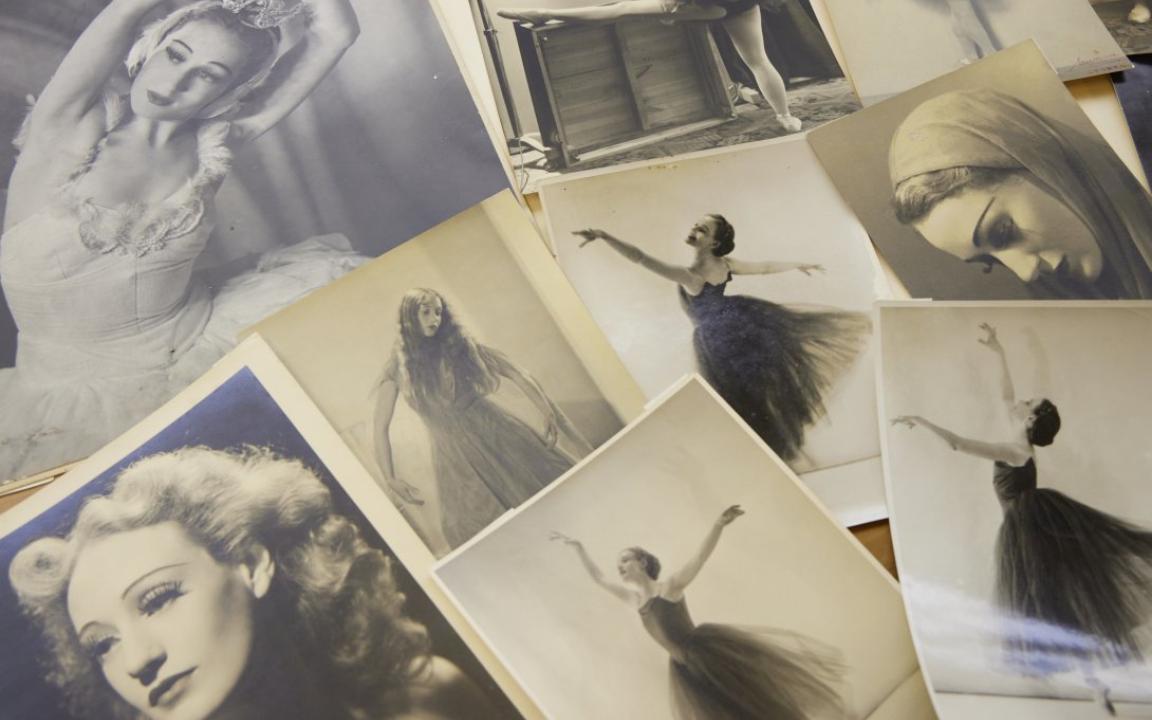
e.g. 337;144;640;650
231;0;359;142
664;505;743;599
550;532;633;603
726;257;824;276
891;415;1030;465
573;229;701;291
373;378;423;505
977;323;1016;407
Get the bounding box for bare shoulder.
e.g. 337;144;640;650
392;656;505;720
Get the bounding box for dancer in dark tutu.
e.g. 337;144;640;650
551;505;845;720
893;323;1152;709
574;217;870;463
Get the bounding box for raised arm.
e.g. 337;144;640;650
725;257;824;276
573;229;701;290
231;0;360;142
550;532;633;604
26;0;165;135
977;323;1015;407
891;415;1031;465
372;371;424;505
664;505;744;600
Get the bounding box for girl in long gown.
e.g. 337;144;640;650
551;505;845;719
0;0;365;485
496;0;804;133
893;323;1152;712
373;288;594;550
574;216;870;463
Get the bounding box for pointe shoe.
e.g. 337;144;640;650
497;9;552;26
1131;2;1151;23
776;114;802;134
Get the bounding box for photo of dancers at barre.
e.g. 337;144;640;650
0;0;506;489
549;504;847;720
373;288;594;551
572;217;870;468
880;304;1152;716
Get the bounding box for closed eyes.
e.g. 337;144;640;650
138;580;185;615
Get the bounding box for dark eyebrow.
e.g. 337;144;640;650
970;195;996;249
206;61;234;77
171;40;192;54
170;39;233;76
121;563;188;601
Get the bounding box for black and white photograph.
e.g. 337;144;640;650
1092;0;1152;57
456;0;860;190
820;0;1127;106
0;0;510;490
253;192;644;558
879;302;1152;718
809;43;1152;303
541;138;889;524
434;377;932;720
0;340;527;719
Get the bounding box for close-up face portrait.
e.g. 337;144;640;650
65;521;269;719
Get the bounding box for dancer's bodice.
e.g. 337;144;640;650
678;274;731;321
639;596;696;661
993;458;1037;506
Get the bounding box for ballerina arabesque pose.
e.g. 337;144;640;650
497;0;803;133
574;217;870;463
893;324;1152;687
0;0;365;482
374;288;594;550
551;505;845;719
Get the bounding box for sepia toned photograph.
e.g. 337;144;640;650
0;344;525;719
541;138;889;524
458;0;860;191
1092;0;1152;56
0;0;509;490
434;377;932;720
253;192;644;558
821;0;1127;106
809;43;1152;303
879;302;1152;718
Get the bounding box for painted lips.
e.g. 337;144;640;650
149;668;194;708
147;90;174;107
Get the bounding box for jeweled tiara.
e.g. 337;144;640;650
221;0;305;30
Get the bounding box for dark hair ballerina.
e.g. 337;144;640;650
892;323;1152;713
373;288;593;551
573;217;870;463
550;505;844;719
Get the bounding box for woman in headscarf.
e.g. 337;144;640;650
890;88;1152;299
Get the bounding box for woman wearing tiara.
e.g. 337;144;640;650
573;217;870;464
551;505;846;719
373;288;594;551
0;0;364;483
496;0;804;133
892;324;1152;687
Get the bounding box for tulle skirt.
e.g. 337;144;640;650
422;396;577;549
690;296;870;461
0;235;365;484
668;624;845;720
996;488;1152;671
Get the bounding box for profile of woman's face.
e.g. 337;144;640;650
130;21;254;122
911;174;1103;284
416;297;444;338
685;216;719;252
616;551;646;583
66;521;267;719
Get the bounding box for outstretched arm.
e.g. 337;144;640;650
726;257;824;276
977;323;1015;407
372;378;424;505
664;505;744;599
572;229;700;290
231;0;360;142
891;415;1030;465
550;532;633;604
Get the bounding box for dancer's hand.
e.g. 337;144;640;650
549;530;582;547
891;415;923;429
716;504;745;527
541;411;559;448
797;263;825;276
572;228;609;248
387;477;424;506
977;322;1002;352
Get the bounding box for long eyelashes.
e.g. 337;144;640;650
138;580;186;615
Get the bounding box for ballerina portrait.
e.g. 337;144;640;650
549;505;846;720
889;320;1152;715
2;444;517;719
572;217;870;466
373;287;594;551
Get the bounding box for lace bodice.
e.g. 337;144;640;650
993;458;1038;507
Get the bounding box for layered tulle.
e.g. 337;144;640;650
680;281;870;460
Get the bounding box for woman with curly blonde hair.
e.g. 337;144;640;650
374;288;593;550
8;446;501;719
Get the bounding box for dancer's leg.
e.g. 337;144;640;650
720;6;801;132
945;0;996;60
498;0;721;24
1132;1;1151;24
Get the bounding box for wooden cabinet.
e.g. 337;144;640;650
515;18;734;167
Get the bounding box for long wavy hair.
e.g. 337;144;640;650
8;447;430;719
392;288;500;413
